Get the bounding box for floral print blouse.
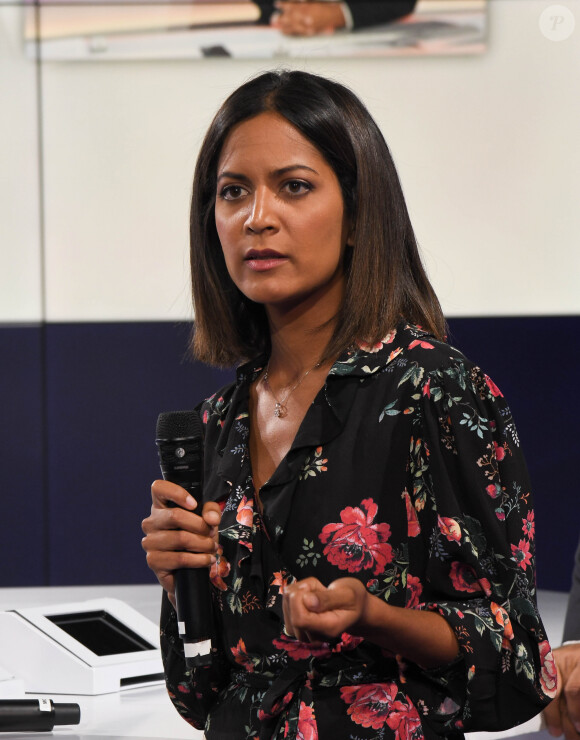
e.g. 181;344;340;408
160;322;556;740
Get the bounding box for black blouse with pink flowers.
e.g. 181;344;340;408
159;321;556;740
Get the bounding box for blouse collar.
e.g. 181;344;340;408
233;321;430;385
213;322;431;462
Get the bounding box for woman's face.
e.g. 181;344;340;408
214;111;350;317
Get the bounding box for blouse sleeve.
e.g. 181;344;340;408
160;589;230;730
409;357;557;731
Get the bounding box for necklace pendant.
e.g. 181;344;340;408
274;402;287;418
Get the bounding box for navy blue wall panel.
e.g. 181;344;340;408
2;318;577;590
44;322;233;585
0;325;46;585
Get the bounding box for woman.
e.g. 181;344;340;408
142;70;556;739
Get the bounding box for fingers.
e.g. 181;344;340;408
150;479;197;510
202;501;222;538
142;528;218;557
545;690;564;738
142;530;217;597
142;480;223;595
143;481;221;538
282;579;324;642
144;545;217;574
545;645;580;740
564;662;580;736
282;577;366;642
556;705;580;740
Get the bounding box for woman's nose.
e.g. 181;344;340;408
245;188;278;234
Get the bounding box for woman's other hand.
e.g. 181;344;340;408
272;2;347;36
282;575;459;668
282;577;369;642
544;643;580;740
141;479;221;606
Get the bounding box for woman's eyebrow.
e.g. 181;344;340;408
272;164;319;177
216;170;250;183
216;164;319;183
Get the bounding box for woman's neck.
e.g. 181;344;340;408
264;272;344;382
266;305;338;385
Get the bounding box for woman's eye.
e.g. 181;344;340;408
284;180;311;195
220;185;246;200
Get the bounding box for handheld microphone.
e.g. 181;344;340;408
156;410;213;668
0;699;80;732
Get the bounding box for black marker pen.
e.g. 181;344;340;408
0;699;81;732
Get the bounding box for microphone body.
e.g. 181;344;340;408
156;410;213;668
0;699;80;731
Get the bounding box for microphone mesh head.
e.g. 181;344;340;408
156;410;203;440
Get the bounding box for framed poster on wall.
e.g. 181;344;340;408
23;0;487;61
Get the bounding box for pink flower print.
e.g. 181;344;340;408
319;499;393;575
272;633;333;661
332;633;364;653
486;483;502;499
490;602;514;642
297;702;318;740
341;683;423;738
358;340;386;353
236;495;253;527
493;441;507;461
230;638;254;672
272;632;362;661
511;539;533;570
438;516;461;543
402;490;420;538
449;561;485;594
478;577;492;596
340;683;398;730
405;574;423;608
522;511;535;540
387;347;404;364
484;375;503;397
386;699;423;740
271;570;291;596
259;691;294;721
358;331;396;353
538;640;558;699
209;546;230;591
408;340;434;350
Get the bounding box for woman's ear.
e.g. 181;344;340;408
346;225;355;248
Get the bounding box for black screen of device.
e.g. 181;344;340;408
47;610;155;656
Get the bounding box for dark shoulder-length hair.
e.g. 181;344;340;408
190;69;445;367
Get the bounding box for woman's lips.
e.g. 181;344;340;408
244;249;288;272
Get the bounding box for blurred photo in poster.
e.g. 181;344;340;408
23;0;487;61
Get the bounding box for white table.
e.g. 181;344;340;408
0;585;568;740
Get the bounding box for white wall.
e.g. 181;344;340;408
1;0;579;323
0;6;42;322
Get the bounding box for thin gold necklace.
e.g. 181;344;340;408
262;361;321;418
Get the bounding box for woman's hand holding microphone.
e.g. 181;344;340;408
141;479;221;606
